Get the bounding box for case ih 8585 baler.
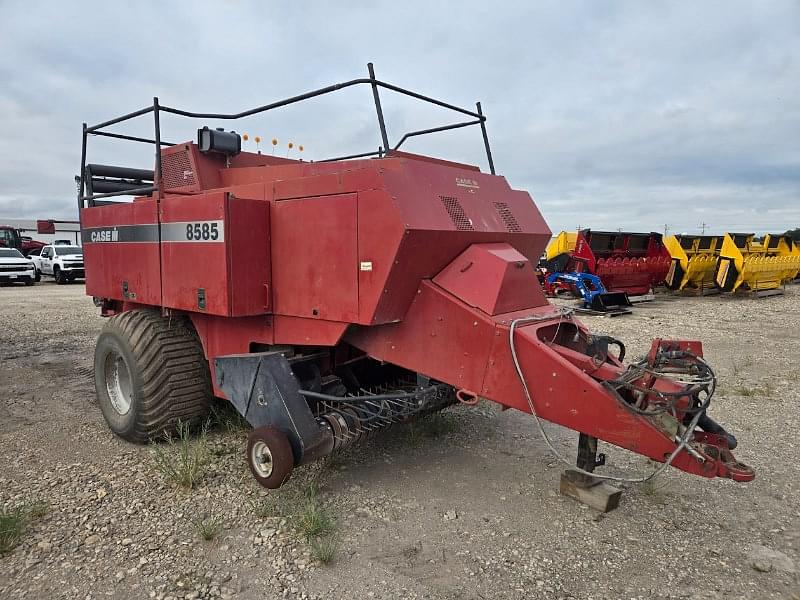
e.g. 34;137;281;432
78;65;752;492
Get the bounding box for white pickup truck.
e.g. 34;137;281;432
31;244;85;284
0;247;37;285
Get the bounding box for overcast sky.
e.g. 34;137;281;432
0;1;797;235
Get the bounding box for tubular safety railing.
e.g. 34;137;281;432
78;62;495;210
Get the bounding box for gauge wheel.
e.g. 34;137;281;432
246;426;294;489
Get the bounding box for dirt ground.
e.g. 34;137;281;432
1;282;798;600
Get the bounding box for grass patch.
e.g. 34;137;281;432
295;482;337;563
152;421;209;489
26;501;49;519
246;477;338;563
209;401;249;435
0;501;49;555
310;535;337;564
193;514;224;541
294;501;335;540
247;495;286;519
292;482;334;539
0;508;26;555
734;382;776;399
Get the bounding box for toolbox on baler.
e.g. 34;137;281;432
545;229;671;296
76;64;753;493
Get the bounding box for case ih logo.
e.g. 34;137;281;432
455;177;479;189
90;228;119;242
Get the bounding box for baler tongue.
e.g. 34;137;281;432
349;243;754;484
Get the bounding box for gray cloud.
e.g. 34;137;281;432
0;0;797;235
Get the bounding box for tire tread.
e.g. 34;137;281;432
100;309;211;442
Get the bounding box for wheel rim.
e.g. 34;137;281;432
250;441;274;478
104;350;133;415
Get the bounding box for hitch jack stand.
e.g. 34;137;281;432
559;433;622;512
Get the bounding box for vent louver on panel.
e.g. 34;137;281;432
161;149;197;189
494;202;522;232
440;196;473;231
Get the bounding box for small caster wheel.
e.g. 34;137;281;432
246;426;294;489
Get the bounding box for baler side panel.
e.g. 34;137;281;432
160;192;230;315
346;281;498;392
366;165;549;324
81;199;162;306
189;313;275;399
271;194;359;322
356;189;406;324
227;196;271;316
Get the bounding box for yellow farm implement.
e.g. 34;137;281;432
714;233;800;292
664;235;722;292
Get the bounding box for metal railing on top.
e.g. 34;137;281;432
78;62;495;210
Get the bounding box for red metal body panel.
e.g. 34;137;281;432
432;243;547;315
273;316;350;347
81;199;162;305
160;143;296;194
161;192;228;315
356;189;406;324
367;162;549;323
227;195;271;315
160;192;271;316
571;230;671;295
271;194;359;322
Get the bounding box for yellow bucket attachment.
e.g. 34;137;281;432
664;235;722;291
714;233;800;292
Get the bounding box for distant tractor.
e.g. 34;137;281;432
77;65;753;490
0;225;45;256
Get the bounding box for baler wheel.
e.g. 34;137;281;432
246;426;294;489
93;309;212;443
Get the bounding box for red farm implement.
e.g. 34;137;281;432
76;64;752;495
546;229;672;296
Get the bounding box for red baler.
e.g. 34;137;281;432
78;65;752;490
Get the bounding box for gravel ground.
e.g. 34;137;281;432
0;281;798;600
